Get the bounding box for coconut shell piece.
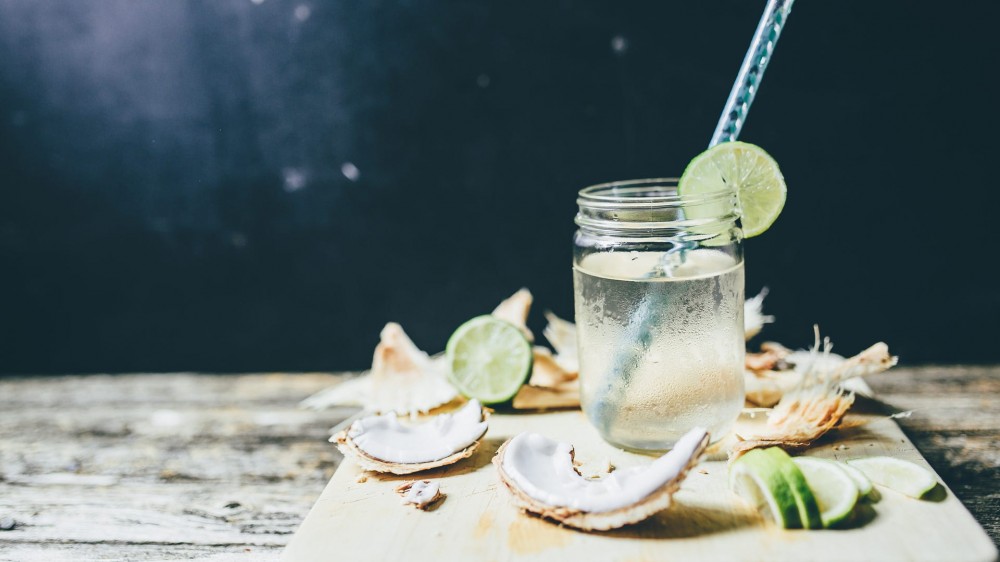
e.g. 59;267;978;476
302;322;458;416
511;384;580;410
528;347;577;388
396;480;444;509
744;340;898;407
732;333;898;458
333;400;488;475
334;431;482;475
493;428;710;531
744;288;775;340
492;288;534;341
542;310;579;373
512;347;580;410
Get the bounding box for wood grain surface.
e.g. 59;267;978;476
0;368;997;560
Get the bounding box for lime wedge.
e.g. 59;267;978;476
793;457;860;528
679;141;787;237
729;449;802;529
763;448;823;529
446;316;532;405
837;461;875;499
847;457;939;499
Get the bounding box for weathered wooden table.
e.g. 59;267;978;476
0;368;997;561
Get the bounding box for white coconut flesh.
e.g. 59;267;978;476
499;426;709;514
744;288;775;340
301;322;458;415
542;311;579;373
398;480;442;508
347;399;488;464
785;349;846;376
368;323;458;417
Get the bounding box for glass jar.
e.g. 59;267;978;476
573;178;745;452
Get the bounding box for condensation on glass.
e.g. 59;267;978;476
573;179;745;452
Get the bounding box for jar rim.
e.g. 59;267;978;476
578;178;733;209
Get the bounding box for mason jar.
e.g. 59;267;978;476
573;178;745;452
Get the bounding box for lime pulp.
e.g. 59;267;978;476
445;315;532;405
678;141;787;238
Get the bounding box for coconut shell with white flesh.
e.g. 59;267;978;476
302;322;458;416
493;427;710;531
333;399;488;475
743;288;775;340
368;323;459;416
542;310;578;373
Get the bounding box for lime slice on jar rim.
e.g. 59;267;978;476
446;315;532;405
679;141;787;237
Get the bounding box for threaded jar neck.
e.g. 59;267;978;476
576;178;739;239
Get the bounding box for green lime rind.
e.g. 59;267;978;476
763;448;823;530
793;457;861;528
729;449;802;529
679;141;787;238
445;315;532;405
847;457;939;499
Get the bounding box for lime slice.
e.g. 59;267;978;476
446;316;532;404
837;461;875;498
763;448;823;529
847;457;939;499
729;449;802;529
679;141;787;237
793;457;860;528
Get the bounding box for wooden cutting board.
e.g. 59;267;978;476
282;401;997;562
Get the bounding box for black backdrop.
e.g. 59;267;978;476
1;1;998;374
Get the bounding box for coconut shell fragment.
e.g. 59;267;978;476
302;322;458;416
333;399;488;475
492;288;534;341
493;427;710;531
511;347;581;410
396;480;444;510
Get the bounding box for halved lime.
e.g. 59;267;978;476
446;316;532;405
763;448;823;529
847;457;939;499
793;457;860;528
679;141;787;237
729;449;802;529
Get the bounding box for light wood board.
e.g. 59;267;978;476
282;404;997;562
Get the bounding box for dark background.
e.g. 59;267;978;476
1;1;997;375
